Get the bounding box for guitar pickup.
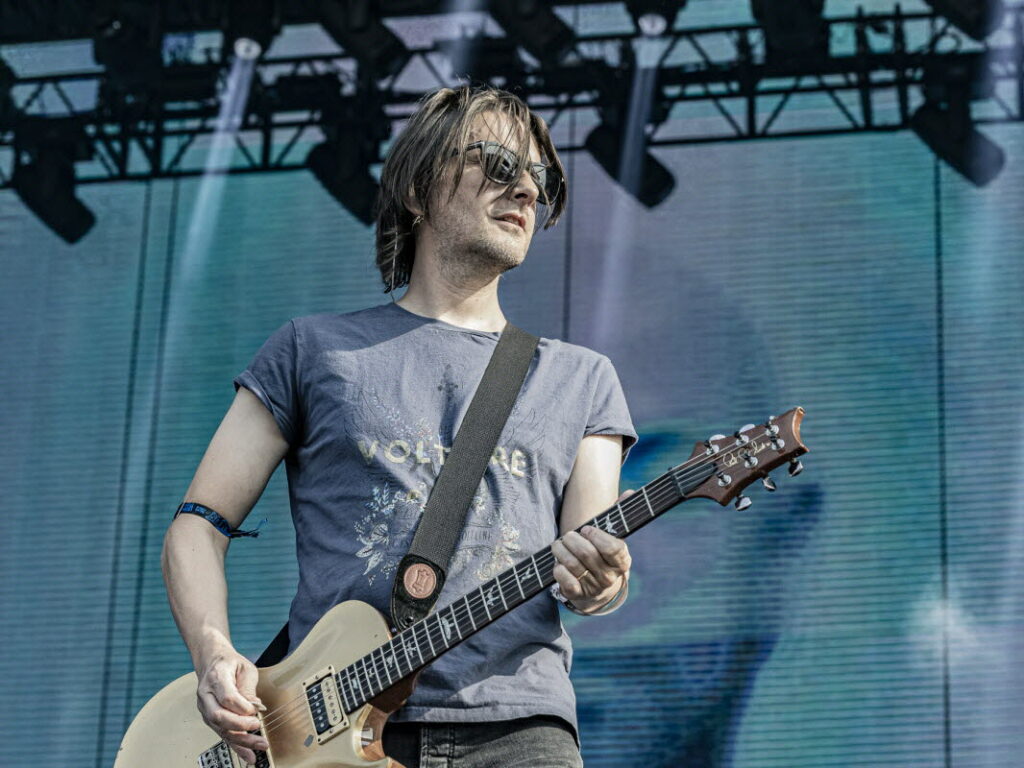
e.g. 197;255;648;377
302;666;348;744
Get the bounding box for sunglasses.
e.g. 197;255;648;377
463;141;563;206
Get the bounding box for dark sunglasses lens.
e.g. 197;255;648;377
534;167;561;205
482;144;518;183
480;143;561;204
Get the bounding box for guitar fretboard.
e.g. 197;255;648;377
331;455;716;713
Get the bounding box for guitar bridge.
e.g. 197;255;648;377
198;740;270;768
302;665;349;745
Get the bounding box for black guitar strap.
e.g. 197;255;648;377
390;323;539;630
256;322;538;666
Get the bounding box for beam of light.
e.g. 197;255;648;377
439;0;482;82
177;40;258;284
161;38;258;354
966;29;1022;765
587;36;670;351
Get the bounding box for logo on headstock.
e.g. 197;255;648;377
720;438;771;468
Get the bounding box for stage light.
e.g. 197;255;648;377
222;0;282;61
625;0;687;37
438;35;526;88
487;0;577;67
750;0;829;66
12;118;95;243
584;123;674;208
911;54;1004;186
923;0;1005;41
0;56;15;131
319;0;411;79
307;93;391;225
910;103;1004;186
92;0;162;94
157;63;220;106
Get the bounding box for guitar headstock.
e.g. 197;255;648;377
680;407;808;509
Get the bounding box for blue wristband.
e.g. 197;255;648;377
174;502;266;539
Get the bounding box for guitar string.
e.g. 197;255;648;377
253;431;788;739
250;431;792;738
253;462;703;736
324;430;777;706
254;433;786;742
251;470;699;739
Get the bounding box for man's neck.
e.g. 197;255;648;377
396;255;508;333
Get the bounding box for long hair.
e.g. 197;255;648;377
374;84;568;293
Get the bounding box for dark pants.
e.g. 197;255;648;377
381;715;583;768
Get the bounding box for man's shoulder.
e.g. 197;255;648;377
535;335;608;362
287;304;396;336
292;303;388;326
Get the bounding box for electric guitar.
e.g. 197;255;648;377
115;408;808;768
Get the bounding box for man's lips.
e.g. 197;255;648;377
493;212;526;230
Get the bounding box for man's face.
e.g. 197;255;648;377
424;111;543;278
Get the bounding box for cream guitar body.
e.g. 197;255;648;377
116;410;808;768
115;601;416;768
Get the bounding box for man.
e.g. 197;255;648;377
162;85;637;767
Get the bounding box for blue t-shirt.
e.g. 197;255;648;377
234;302;637;736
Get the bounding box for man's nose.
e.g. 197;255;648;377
509;170;539;205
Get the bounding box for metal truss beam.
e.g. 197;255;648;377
1;5;1022;189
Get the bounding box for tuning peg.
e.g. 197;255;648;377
734;495;752;511
734;425;754;445
788;459;804;477
761;475;777;492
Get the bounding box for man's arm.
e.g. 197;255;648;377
161;386;288;765
551;433;632;615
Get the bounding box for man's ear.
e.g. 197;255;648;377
404;186;424;218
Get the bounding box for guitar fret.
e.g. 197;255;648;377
480;587;493;621
452;606;464;640
617;503;629;533
389;645;404;679
400;633;415;670
399;632;417;669
376;647;393;687
641;486;655;518
497;580;509;611
423;618;437;658
351;663;366;702
367;653;382;693
337;672;355;713
463;595;477;631
360;657;376;697
532;555;544;588
512;565;526;599
410;628;424;664
444;605;462;643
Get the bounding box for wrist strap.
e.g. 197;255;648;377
390;323;539;631
551;573;629;616
174;502;266;539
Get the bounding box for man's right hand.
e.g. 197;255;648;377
195;645;269;765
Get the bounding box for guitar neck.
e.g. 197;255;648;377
329;457;717;713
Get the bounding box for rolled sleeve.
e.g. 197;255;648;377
584;355;638;464
233;319;301;446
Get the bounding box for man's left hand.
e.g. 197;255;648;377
551;490;633;614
